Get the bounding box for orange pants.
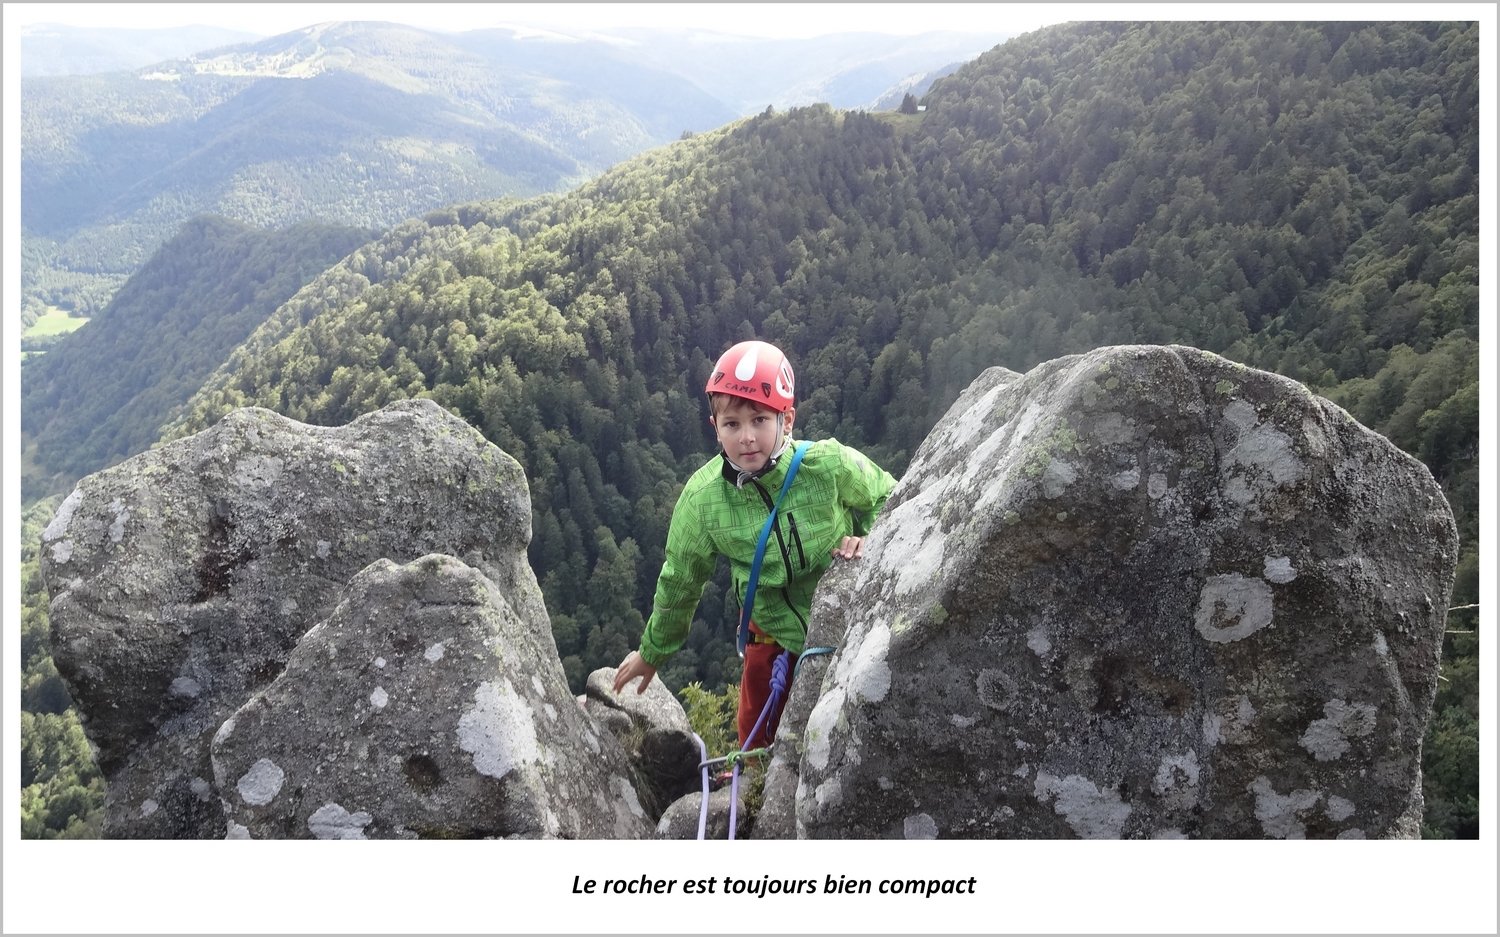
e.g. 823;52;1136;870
737;623;792;748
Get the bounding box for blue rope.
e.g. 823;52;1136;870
738;442;810;657
794;645;836;680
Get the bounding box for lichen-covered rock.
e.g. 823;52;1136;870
211;555;653;839
656;786;748;840
39;400;543;838
582;667;701;819
760;345;1456;839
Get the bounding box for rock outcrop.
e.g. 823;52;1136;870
758;344;1456;839
657;787;748;840
41;400;554;837
212;555;653;839
581;667;701;819
40;345;1458;839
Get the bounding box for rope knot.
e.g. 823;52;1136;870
768;649;793;695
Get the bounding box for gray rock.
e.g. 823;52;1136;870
761;345;1456;839
582;667;702;819
211;555;653;839
656;786;749;840
40;400;543;838
756;656;831;840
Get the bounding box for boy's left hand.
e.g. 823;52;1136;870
832;536;865;560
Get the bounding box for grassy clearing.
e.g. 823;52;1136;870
22;307;89;338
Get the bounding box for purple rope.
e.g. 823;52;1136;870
692;732;710;841
728;761;742;840
727;650;795;840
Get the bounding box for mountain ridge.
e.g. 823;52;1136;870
20;20;1004;320
19;23;260;77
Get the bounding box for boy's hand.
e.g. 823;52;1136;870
832;536;866;560
612;651;657;694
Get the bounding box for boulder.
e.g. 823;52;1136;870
581;667;702;818
39;400;544;838
760;345;1456;839
211;555;653;839
657;786;749;840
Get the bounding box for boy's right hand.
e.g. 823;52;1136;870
612;651;657;694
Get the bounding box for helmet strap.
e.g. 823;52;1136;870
769;412;789;459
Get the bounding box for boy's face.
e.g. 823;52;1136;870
711;397;796;472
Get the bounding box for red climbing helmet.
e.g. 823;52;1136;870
705;340;796;413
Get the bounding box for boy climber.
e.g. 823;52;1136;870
613;339;897;748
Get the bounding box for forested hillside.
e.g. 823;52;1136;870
20;496;101;839
18;22;732;321
20;217;376;499
22;20;1478;838
20;21;1000;324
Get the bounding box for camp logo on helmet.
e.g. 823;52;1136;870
704;339;794;413
722;381;764;398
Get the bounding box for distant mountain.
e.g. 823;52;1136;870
20;21;1009;321
19;23;259;76
869;61;966;111
18;21;735;321
596;27;1010;112
20;216;376;498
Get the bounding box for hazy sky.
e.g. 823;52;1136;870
9;2;1076;38
8;2;1483;41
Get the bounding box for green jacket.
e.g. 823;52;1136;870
638;437;897;665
